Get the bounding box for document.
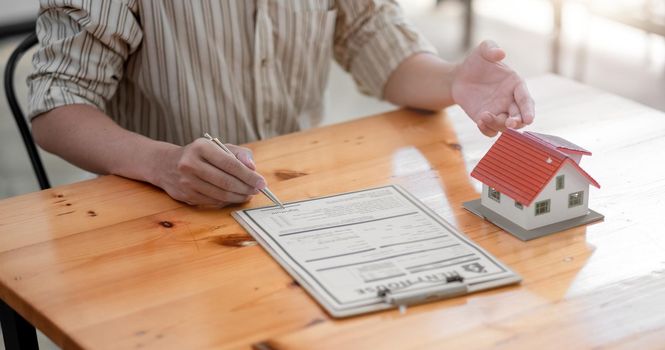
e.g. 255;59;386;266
233;185;520;317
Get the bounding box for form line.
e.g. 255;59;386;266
316;244;460;272
279;211;419;237
305;248;376;262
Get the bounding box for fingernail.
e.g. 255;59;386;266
246;155;256;169
255;178;267;190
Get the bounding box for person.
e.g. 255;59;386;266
28;0;534;207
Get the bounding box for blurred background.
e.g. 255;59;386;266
0;0;664;349
1;0;664;198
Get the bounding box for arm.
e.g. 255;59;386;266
332;1;534;137
384;41;536;137
33;105;165;180
382;53;456;111
33;105;265;206
29;1;264;206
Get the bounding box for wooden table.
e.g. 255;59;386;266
2;75;665;349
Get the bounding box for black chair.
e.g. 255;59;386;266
4;31;50;190
1;31;42;350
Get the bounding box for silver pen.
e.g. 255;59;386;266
203;133;285;209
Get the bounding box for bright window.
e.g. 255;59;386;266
556;175;565;190
569;191;584;207
535;200;550;215
488;187;501;202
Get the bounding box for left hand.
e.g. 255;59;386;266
452;40;535;137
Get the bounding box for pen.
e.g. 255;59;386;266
203;133;285;209
377;272;467;310
380;281;468;307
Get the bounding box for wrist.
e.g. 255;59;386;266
446;62;461;104
142;141;180;188
107;136;180;187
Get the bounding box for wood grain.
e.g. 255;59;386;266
1;75;665;349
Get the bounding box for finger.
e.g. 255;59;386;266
181;190;221;206
514;82;535;125
479;111;502;132
476;112;499;137
190;174;254;204
477;119;498;137
196;161;260;196
486;112;509;132
479;40;506;62
506;103;524;129
226;144;256;170
166;184;213;206
201;146;266;190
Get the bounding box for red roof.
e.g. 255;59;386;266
524;131;592;155
470;129;600;206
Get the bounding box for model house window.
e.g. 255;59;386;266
488;187;501;202
556;175;565;190
568;191;584;207
515;201;523;209
535;200;550;215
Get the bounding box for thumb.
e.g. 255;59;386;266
479;40;506;62
226;144;256;170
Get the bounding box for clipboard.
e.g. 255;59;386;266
233;185;521;318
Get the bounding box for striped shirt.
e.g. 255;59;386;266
28;0;435;145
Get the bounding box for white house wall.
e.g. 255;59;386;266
479;162;591;230
480;184;528;228
563;153;582;164
524;162;590;230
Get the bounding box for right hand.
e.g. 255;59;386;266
451;40;535;137
154;138;266;207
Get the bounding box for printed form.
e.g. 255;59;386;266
233;185;520;317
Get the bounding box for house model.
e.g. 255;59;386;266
463;129;604;241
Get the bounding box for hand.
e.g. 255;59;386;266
154;138;266;207
452;40;535;137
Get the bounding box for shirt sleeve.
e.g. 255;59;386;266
332;0;437;99
27;0;143;120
